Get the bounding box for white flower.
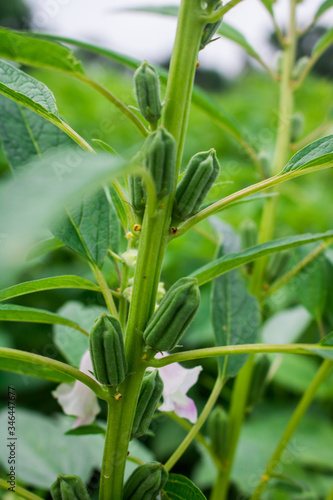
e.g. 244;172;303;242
151;353;202;424
52;350;100;428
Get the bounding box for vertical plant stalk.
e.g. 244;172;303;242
91;264;118;317
164;371;225;471
250;360;332;500
98;2;207;498
215;355;255;500
250;0;298;298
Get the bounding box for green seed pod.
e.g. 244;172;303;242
123;462;168;500
240;218;258;250
131;370;164;439
144;127;176;198
290;112;304;142
247;355;270;408
89;314;128;386
207;406;228;462
292;56;310;80
200;1;223;51
50;475;90;500
265;250;290;284
134;61;161;126
173;149;220;220
143;277;200;352
129;174;145;214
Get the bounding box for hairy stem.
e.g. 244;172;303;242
98;1;206;497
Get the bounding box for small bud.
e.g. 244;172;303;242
266;250;291;284
133;224;141;232
200;1;223;51
134;61;161;126
122;249;138;268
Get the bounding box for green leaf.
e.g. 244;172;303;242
0;148;128;284
51;188;119;268
312;28;333;56
0;276;100;302
26;237;65;260
282;135;333;173
65;424;106;436
290;246;327;321
0;28;84;74
53;301;106;367
259;0;274;15
0;347;104;396
163;474;207;499
314;0;333;20
0;409;104;489
0;304;88;334
218;23;262;62
212;247;260;377
0;59;61;123
0;354;73;384
0;94;74;172
109;185;128;233
191;231;333;285
310;333;333;360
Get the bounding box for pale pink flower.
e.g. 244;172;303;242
52;350;100;428
152;353;202;424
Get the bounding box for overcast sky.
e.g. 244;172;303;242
25;0;333;76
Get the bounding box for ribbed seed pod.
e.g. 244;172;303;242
265;251;290;284
143;128;176;198
173;150;220;221
207;406;228;462
50;475;90;500
143;277;200;352
200;1;223;51
247;355;270;408
134;61;161;126
123;462;168;500
290;113;304;142
240;219;258;250
129;174;145;214
131;370;164;439
89;314;128;386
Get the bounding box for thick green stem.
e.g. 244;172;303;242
164;372;225;471
250;0;297;298
250;360;332;500
98;2;206;497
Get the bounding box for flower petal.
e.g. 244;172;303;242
52;349;100;428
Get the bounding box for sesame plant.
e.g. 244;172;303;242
0;0;333;499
